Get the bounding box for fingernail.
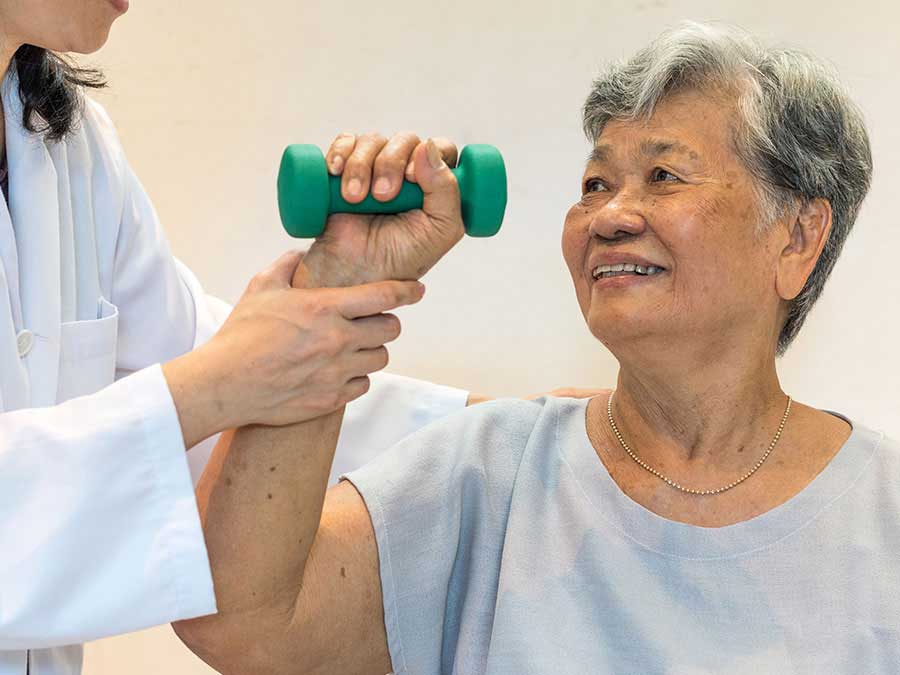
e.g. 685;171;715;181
330;156;344;174
406;161;415;180
426;139;444;170
416;282;426;297
347;177;362;198
373;177;391;194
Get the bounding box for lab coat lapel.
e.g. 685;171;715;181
0;74;28;411
3;71;62;408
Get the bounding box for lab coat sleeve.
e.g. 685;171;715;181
0;364;216;649
110;158;224;376
92;95;231;479
0;100;217;649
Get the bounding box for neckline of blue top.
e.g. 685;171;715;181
553;396;884;559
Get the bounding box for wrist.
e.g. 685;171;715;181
293;246;370;289
162;347;238;448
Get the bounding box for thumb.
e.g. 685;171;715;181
414;139;464;236
260;249;306;288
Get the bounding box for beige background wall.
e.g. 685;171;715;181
83;1;899;673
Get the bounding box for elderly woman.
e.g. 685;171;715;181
175;22;896;674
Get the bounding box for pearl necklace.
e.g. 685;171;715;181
606;391;792;496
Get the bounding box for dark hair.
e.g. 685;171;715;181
12;45;106;142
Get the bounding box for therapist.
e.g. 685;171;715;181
0;2;472;675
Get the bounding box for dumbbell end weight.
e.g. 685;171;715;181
455;144;507;238
277;145;331;238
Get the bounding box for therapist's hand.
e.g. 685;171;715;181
295;132;464;288
162;251;425;448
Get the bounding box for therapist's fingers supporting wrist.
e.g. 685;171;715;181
163;259;424;446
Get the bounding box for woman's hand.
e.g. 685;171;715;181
162;250;425;448
296;132;465;288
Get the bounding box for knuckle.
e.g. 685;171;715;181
444;169;461;188
302;295;330;318
397;130;420;144
374;153;405;176
318;389;343;412
344;154;365;173
367;285;390;308
383;287;401;307
365;132;388;146
325;329;349;355
247;272;269;293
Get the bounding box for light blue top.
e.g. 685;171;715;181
343;396;900;675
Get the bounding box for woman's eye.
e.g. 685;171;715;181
583;178;607;193
651;168;680;183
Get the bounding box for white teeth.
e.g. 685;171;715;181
592;262;665;279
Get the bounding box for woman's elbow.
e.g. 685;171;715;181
172;612;318;675
172;614;260;675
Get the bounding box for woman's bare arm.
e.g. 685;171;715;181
174;135;466;674
173;415;392;675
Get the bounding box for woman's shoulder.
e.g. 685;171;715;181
869;425;900;468
447;393;595;449
375;393;595;482
403;396;553;463
830;415;900;498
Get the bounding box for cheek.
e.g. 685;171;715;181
561;205;594;315
561;205;590;277
675;194;769;300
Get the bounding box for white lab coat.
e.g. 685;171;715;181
0;70;466;675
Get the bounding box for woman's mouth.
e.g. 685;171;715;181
592;263;666;280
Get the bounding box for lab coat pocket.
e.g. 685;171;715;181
57;298;119;402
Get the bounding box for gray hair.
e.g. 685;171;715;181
582;21;873;356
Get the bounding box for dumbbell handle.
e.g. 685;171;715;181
326;167;466;216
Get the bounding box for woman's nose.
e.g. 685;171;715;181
588;190;648;240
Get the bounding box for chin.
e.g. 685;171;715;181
586;310;661;348
76;28;114;54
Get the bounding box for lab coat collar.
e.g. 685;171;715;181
2;67;62;407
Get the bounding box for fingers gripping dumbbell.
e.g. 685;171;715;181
277;144;507;238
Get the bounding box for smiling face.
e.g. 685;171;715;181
562;89;788;360
0;0;128;55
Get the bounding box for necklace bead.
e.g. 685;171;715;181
606;391;792;496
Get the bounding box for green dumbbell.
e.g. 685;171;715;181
277;144;507;238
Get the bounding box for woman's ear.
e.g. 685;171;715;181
775;198;833;301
